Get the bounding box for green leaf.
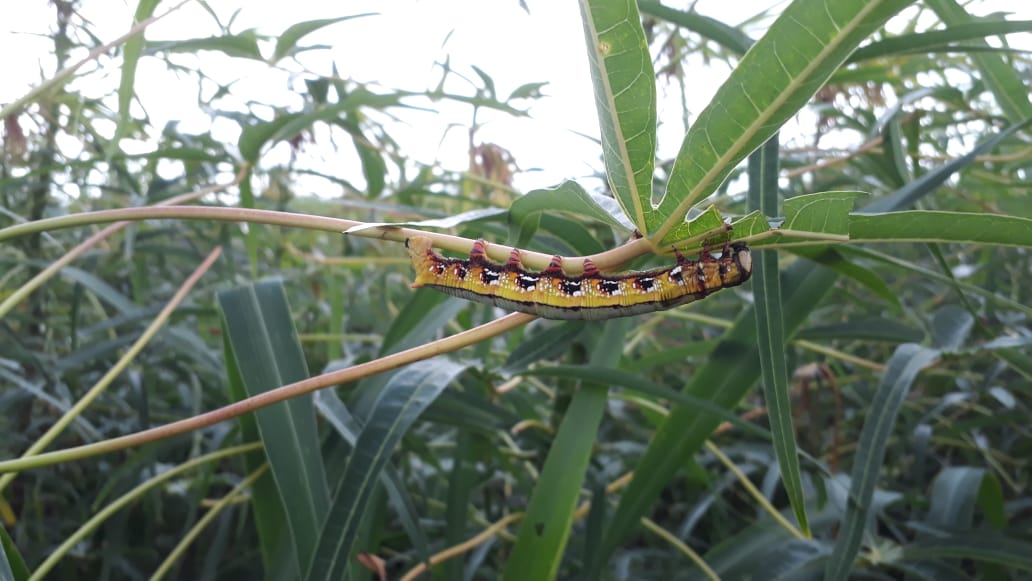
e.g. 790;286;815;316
696;522;808;579
238;89;408;163
507;81;548;101
470;65;497;99
902;534;1032;572
860;120;1031;213
731;192;864;248
443;429;479;580
782;191;866;237
925;0;1032;122
927;467;1006;530
843;246;1032;317
339;120;387;198
797;317;923;343
849;211;1032;246
788;246;902;309
593;259;839;575
272;14;376;63
312;390;432;571
306;359;466;580
825;343;939;581
653;0;917;244
749;136;809;534
508;181;635;237
423;390;517;435
680;205;732;245
522;366;770;439
0;524;30;581
580;0;657;230
106;0;160;159
379;291;467;357
145;30;264;60
849;20;1032;63
929;305;974;351
218;281;330;576
727;210;774;239
222;329;295;579
239;174;260;279
50;264;140;315
638;0;754;56
503;319;630;580
500;321;587;376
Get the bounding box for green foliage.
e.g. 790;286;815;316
1;0;1030;579
220;282;329;576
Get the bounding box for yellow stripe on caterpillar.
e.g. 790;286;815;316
405;236;752;320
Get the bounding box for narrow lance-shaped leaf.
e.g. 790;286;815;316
218;282;330;576
926;0;1032;122
652;0;917;245
272;14;376;63
106;0;160;159
306;359;467;580
579;0;657;230
825;344;939;581
749;135;810;535
591;261;840;576
503;319;630;580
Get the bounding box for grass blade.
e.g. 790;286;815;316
218;281;330;576
312;390;432;572
859;120;1031;213
222;331;296;579
306;358;467;580
593;260;839;575
825;344;939;581
0;524;28;581
902;534;1032;573
503;319;630;580
750;136;809;535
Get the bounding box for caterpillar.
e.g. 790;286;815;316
405;236;752;320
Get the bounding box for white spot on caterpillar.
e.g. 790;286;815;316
517;274;539;291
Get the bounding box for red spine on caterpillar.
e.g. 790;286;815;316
506;248;522;270
469;239;488;262
543;255;565;275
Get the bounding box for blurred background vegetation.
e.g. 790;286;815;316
1;0;1030;579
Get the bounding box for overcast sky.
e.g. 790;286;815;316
3;1;1030;198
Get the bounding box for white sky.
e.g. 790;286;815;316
2;1;1030;199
